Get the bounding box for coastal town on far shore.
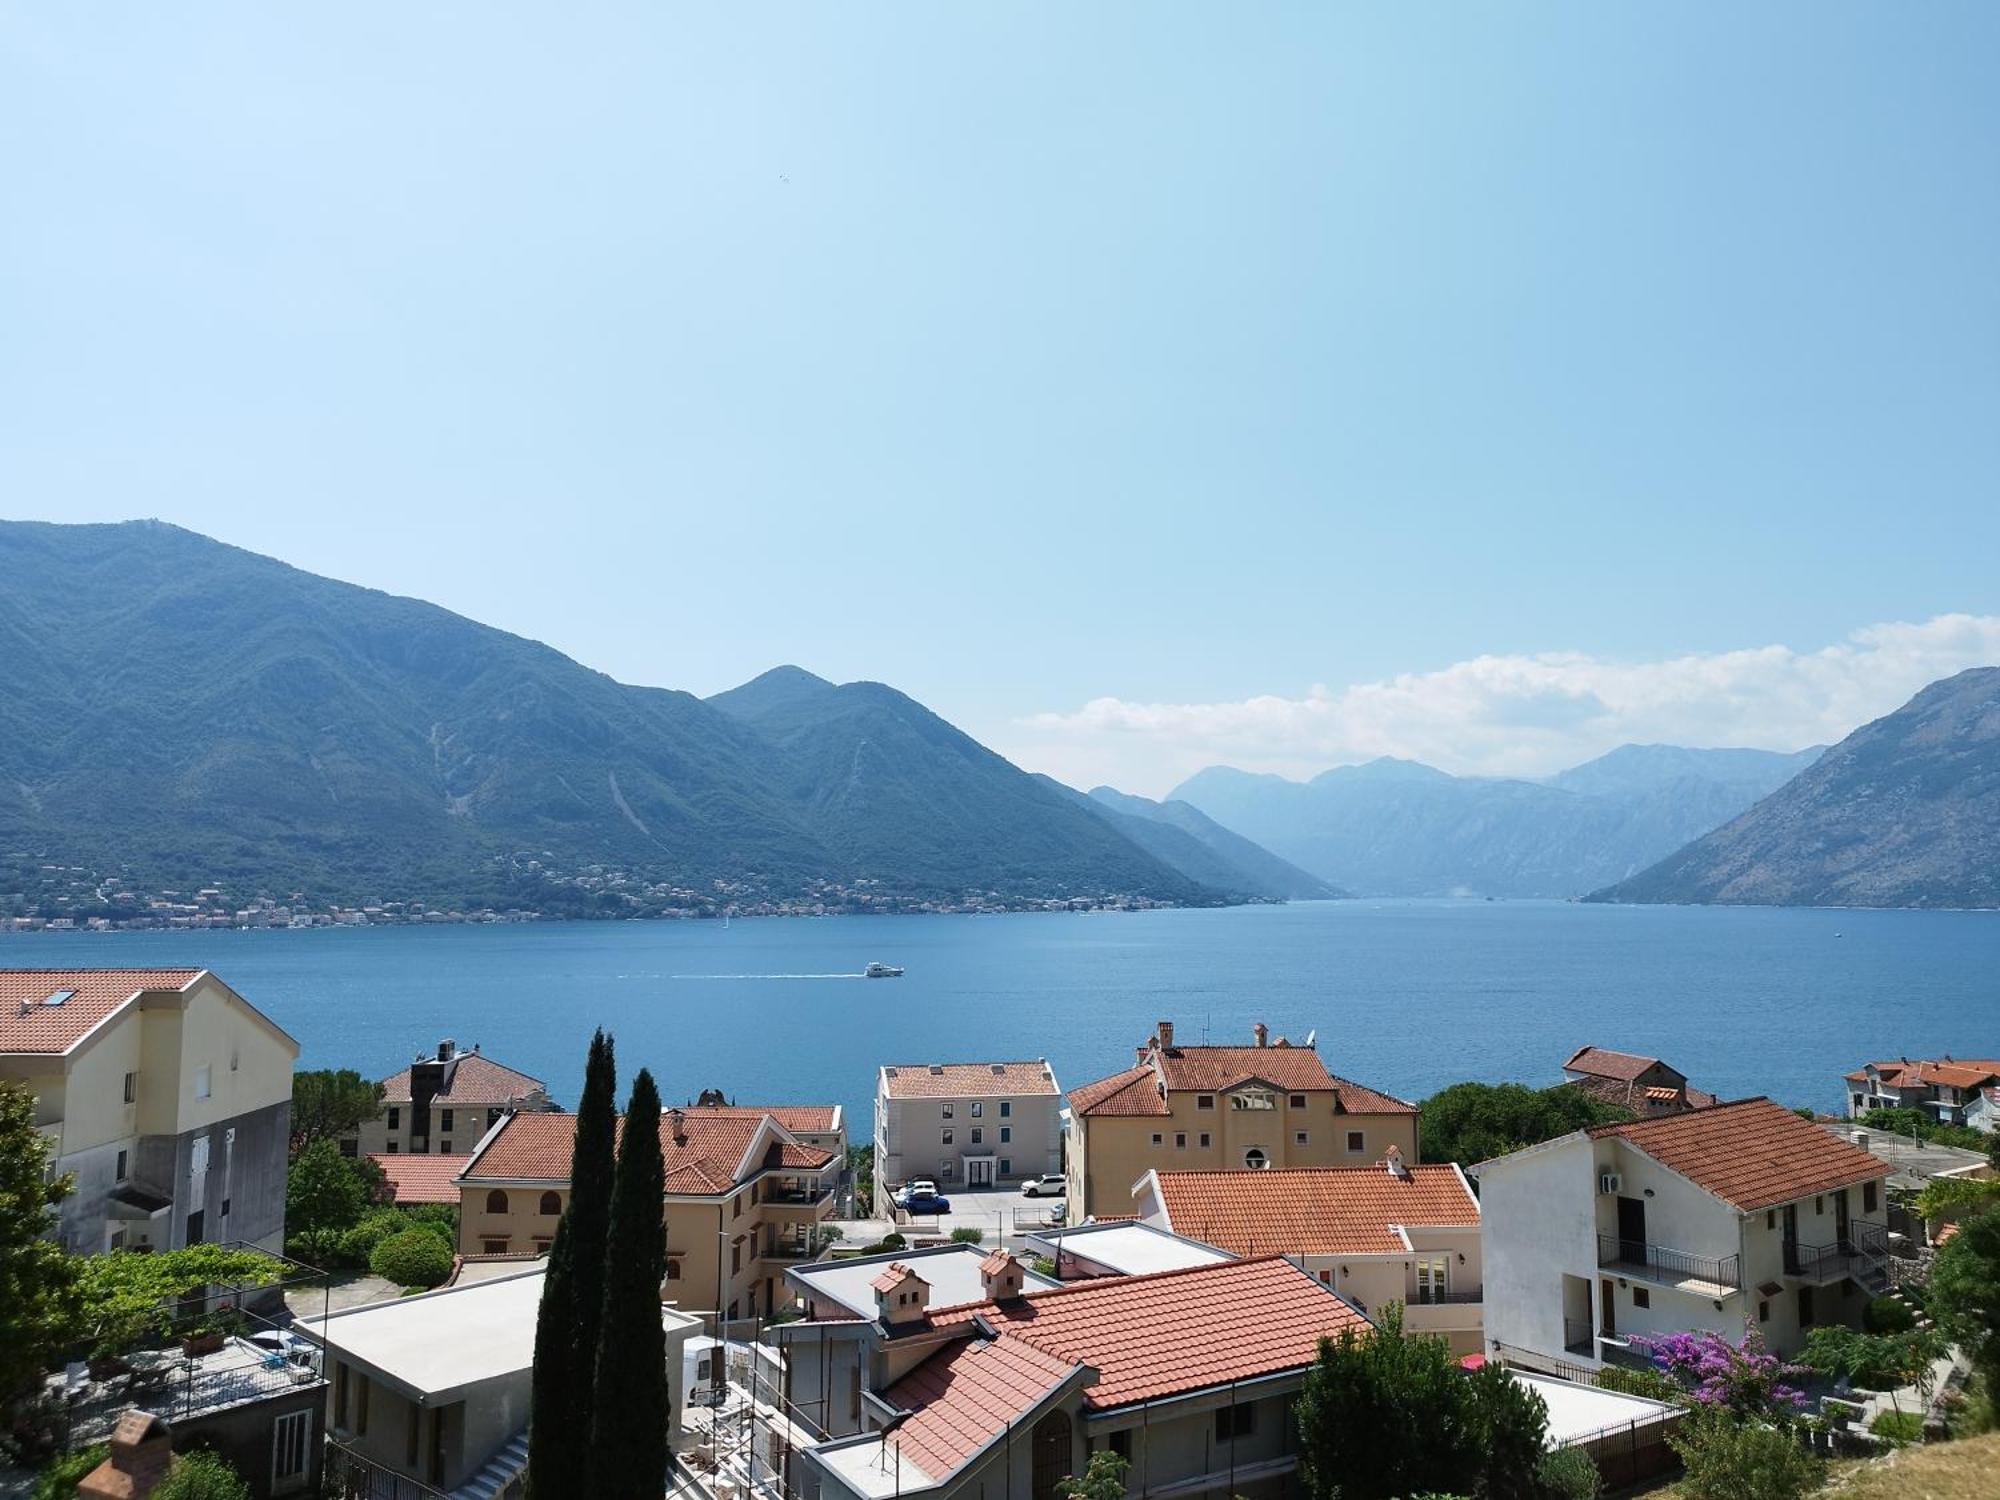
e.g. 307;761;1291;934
7;964;1998;1500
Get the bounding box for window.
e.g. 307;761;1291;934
1151;1133;1163;1147
220;1197;230;1218
1758;1300;1771;1322
1199;1133;1211;1148
1215;1404;1256;1441
1244;1148;1269;1169
1197;1095;1215;1111
1814;1196;1824;1215
731;1242;741;1274
338;1138;358;1157
272;1408;311;1485
482;1238;509;1255
1109;1430;1132;1461
439;1141;451;1153
335;1364;349;1428
386;1141;399;1153
186;1209;205;1245
1000;1126;1011;1143
1414;1257;1449;1303
733;1195;742;1220
123;1072;137;1104
1000;1159;1012;1175
1864;1181;1879;1213
1799;1286;1815;1327
1175;1133;1187;1149
356;1376;370;1436
485;1190;509;1214
971;1128;984;1145
539;1191;562;1215
441;1109;454;1133
1295;1132;1308;1145
193;1066;212;1101
1766;1210;1776;1230
942;1128;954;1145
489;1108;503;1126
1633;1287;1650;1309
1000;1101;1012;1118
942;1103;954;1119
388;1107;401;1131
1232;1089;1275;1111
1346;1131;1364;1152
666;1259;683;1281
971;1102;983;1118
1289;1095;1307;1109
115;1150;128;1182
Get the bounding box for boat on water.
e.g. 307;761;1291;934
863;962;905;978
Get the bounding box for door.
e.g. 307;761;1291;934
1835;1189;1852;1252
1616;1196;1647;1266
1030;1412;1072;1500
1782;1203;1801;1273
1599;1277;1616;1336
967;1158;994;1188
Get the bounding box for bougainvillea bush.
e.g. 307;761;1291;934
1624;1327;1809;1421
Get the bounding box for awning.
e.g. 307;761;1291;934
107;1182;173;1219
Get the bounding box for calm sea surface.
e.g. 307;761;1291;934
9;901;1998;1126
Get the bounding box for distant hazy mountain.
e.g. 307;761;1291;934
1170;744;1822;898
0;521;1216;915
1027;779;1341;901
1591;669;2000;908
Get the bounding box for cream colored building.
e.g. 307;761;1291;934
874;1060;1060;1208
1135;1152;1485;1354
1064;1020;1419;1219
346;1039;550;1157
455;1102;839;1324
0;968;297;1254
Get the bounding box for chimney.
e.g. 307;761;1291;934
1253;1022;1268;1048
979;1249;1027;1303
1384;1144;1412;1182
1156;1020;1174;1050
438;1039;455;1061
871;1262;931;1328
667;1107;687;1145
79;1410;173;1499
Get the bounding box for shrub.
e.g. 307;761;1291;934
31;1445;108;1500
1535;1445;1601;1500
949;1227;984;1245
1668;1409;1823;1500
1031;1255;1058;1278
1627;1327;1808;1420
1864;1295;1916;1334
153;1450;252;1500
1870;1408;1923;1443
1594;1363;1682;1403
369;1228;453;1289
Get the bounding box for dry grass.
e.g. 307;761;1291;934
1614;1431;2000;1500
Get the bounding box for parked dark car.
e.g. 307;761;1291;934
898;1190;953;1215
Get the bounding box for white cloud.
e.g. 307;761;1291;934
1003;614;2000;797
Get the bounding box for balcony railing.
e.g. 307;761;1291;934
762;1183;833;1207
1597;1233;1741;1292
1411;1287;1483;1306
1785;1220;1890;1283
761;1239;817;1261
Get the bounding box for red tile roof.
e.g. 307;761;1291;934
1328;1073;1419;1115
1067;1054;1414;1118
872;1262;926;1293
379;1053;545;1104
461;1110;834;1195
0;969;203;1054
672;1102;843;1134
936;1256;1369;1411
369;1153;471;1205
881;1062;1058;1099
1844;1058;2000;1090
1590;1097;1886;1211
1565;1074;1717;1120
881;1334;1080;1481
1563;1046;1668;1083
1067;1065;1166;1117
1149;1164;1480;1256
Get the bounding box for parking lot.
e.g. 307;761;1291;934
833;1183;1071;1252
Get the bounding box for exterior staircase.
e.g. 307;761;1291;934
451;1426;529;1500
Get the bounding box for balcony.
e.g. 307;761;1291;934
1597;1233;1741;1295
761;1182;834;1218
760;1236;819;1262
1785;1221;1890;1288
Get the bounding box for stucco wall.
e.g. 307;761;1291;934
1476;1134;1600;1358
876;1088;1061;1199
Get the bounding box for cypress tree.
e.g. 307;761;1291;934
587;1068;667;1499
527;1030;617;1498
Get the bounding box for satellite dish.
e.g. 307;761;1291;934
1302;1029;1317;1048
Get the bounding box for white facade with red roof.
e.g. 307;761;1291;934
1844;1054;2000;1131
875;1060;1062;1208
1474;1097;1890;1367
0;968;298;1255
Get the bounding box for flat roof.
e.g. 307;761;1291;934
1513;1373;1679;1448
815;1431;933;1498
1821;1121;1991;1189
1021;1221;1232;1277
299;1267;698;1400
792;1245;1058;1320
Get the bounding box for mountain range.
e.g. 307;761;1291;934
1169;744;1825;899
1591;668;2000;908
0;520;1336;918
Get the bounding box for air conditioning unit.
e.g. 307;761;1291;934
1598;1172;1623;1196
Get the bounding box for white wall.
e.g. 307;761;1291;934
1476;1135;1599;1358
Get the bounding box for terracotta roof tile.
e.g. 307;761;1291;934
1153;1045;1337;1094
1565;1075;1715;1120
461;1110;834;1194
1328;1073;1419;1115
1563;1046;1666;1083
882;1334;1079;1482
1068;1065;1166;1118
1590;1097;1887;1211
1843;1058;2000;1088
672;1102;843;1133
0;969;203;1054
872;1262;925;1293
882;1062;1058;1099
1150;1164;1480;1256
379;1053;545;1104
935;1256;1369;1410
369;1153;470;1205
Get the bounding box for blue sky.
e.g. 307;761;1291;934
5;5;1997;793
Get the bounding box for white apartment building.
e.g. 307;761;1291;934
874;1060;1060;1208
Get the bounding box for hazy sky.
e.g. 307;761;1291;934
6;5;1997;794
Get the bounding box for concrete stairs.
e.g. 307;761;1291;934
451;1426;529;1500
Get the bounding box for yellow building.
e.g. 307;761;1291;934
347;1039;551;1157
455;1102;839;1325
0;968;298;1254
1064;1019;1418;1219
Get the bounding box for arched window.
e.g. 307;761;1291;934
1244;1148;1269;1170
1031;1411;1074;1500
539;1191;561;1216
485;1189;509;1214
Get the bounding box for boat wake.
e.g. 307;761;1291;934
667;972;870;981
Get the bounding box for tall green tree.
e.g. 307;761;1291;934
587;1068;667;1499
1419;1081;1632;1166
0;1081;80;1402
528;1030;616;1499
1929;1208;2000;1388
285;1138;374;1259
289;1069;385;1156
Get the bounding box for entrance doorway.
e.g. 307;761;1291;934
966;1156;996;1188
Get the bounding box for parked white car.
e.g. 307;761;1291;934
1020;1174;1067;1197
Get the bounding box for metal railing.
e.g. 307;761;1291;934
1497;1339;1602;1384
323;1438;449;1500
763;1183;832;1207
1785;1220;1891;1283
1412;1286;1483;1306
1597;1233;1741;1290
